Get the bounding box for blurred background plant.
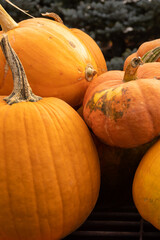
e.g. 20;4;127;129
2;0;160;70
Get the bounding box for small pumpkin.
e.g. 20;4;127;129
83;58;160;148
0;34;100;240
132;139;160;231
0;5;98;107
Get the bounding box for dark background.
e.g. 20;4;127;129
2;0;160;70
2;2;160;238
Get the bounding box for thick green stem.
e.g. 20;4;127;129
123;57;143;82
142;46;160;63
0;4;18;32
0;34;42;105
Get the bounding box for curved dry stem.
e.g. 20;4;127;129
0;34;42;105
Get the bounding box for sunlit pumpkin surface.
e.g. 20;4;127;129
71;28;107;75
0;96;100;240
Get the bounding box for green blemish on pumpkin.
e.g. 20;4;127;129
86;86;131;121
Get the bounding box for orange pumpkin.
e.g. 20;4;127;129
0;5;98;107
132;139;160;230
83;58;160;148
0;34;100;240
71;28;107;75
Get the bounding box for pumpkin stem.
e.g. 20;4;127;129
123;57;143;82
41;12;63;24
85;64;97;81
0;4;18;32
142;46;160;63
0;34;42;105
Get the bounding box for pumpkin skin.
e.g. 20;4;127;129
0;96;100;240
83;77;160;148
0;10;98;107
83;70;124;96
136;62;160;79
132;139;160;230
71;28;107;75
83;56;146;99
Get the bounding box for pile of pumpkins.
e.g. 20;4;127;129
0;3;160;239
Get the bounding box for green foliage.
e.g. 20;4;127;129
2;0;160;70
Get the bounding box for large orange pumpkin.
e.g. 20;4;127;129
0;5;98;107
0;34;100;240
83;58;160;148
132;139;160;231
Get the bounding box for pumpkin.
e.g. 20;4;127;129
0;5;98;107
83;57;160;148
132;139;160;230
123;40;160;70
71;28;107;75
0;34;100;240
